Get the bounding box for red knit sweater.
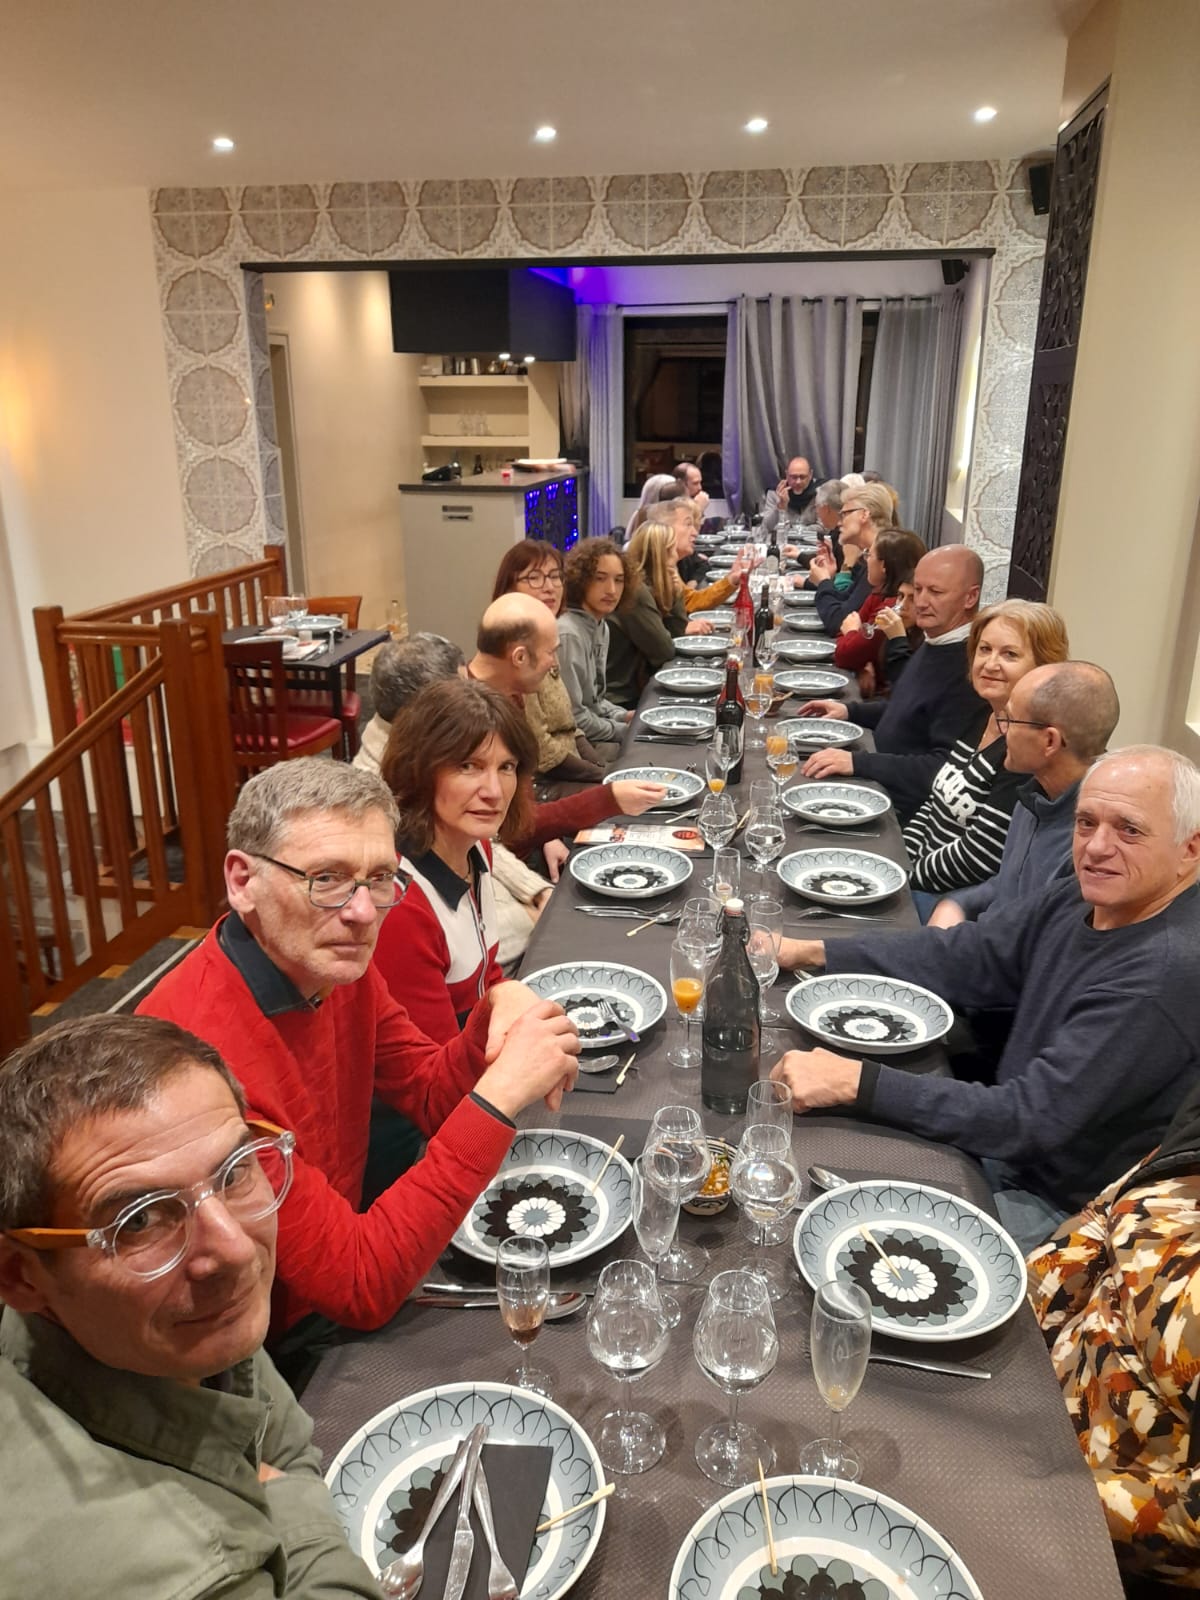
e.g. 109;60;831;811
833;591;896;672
138;925;514;1334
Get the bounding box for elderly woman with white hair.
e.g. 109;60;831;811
624;473;677;546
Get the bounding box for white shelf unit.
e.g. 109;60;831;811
418;363;560;470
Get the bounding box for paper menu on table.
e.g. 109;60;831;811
573;822;705;852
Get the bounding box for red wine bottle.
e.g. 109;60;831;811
733;568;755;644
714;658;746;784
701;899;761;1113
753;582;773;648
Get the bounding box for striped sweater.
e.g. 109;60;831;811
902;734;1023;893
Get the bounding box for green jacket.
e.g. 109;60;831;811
0;1309;381;1598
606;583;683;707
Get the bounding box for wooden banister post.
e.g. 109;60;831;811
34;606;74;744
160;615;233;926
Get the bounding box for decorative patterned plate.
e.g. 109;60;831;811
694;606;734;628
452;1127;634;1264
772;668;851;696
775;637;836;662
640;703;716;734
794;1182;1027;1342
605;767;705;804
654;665;724;695
783;612;826;632
783;588;817;607
672;634;729;657
784;972;951;1054
327;1381;606;1600
670;1475;982;1599
781;782;893;825
570;842;694;899
522;959;669;1049
776;717;864;748
777;848;907;905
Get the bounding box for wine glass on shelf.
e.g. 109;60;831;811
765;731;800;796
708;845;741;904
745;896;785;1023
632;1148;683;1329
693;1269;779;1485
668;936;707;1070
798;1280;872;1481
744;1077;795;1246
585;1258;672;1474
730;1123;800;1301
648;1104;712;1282
744;806;785;894
699;791;737;856
495;1236;552;1395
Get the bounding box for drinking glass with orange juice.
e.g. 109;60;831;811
669;935;709;1069
766;732;799;793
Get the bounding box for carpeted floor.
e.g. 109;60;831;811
30;927;205;1033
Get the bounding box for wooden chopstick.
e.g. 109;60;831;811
536;1481;615;1533
626;916;657;937
589;1135;625;1194
615;1053;636;1086
732;807;752;838
858;1223;902;1278
757;1458;777;1575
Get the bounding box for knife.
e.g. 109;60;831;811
868;1350;991;1380
444;1424;487;1600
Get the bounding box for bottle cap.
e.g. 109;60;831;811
724;897;744;914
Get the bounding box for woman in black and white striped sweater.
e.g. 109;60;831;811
903;600;1069;914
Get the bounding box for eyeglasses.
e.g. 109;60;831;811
838;505;865;519
995;715;1053;734
6;1123;296;1281
251;852;410;909
518;569;564;590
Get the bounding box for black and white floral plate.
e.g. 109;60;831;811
771;668;851;696
694;606;734;628
605;767;705;804
784;972;951;1053
670;1475;982;1599
522;959;669;1048
327;1380;606;1599
640;703;716;735
672;634;729;657
776;717;864;748
777;848;907;905
794;1181;1027;1342
570;843;694;900
452;1127;634;1265
782;782;893;825
783;611;826;633
783;588;818;607
775;637;837;663
654;665;725;695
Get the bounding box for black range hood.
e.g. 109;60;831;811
388;267;576;359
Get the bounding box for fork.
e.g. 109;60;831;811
598;998;640;1043
473;1457;519;1600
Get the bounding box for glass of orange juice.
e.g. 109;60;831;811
766;733;799;793
669;935;708;1069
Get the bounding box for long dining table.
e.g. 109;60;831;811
302;643;1125;1599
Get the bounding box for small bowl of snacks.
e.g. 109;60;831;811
683;1137;735;1217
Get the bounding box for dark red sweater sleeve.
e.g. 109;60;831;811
512;783;617;852
833;593;892;671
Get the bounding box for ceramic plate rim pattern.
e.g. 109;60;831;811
780;782;893;824
640;703;716;732
569;842;694;899
777;717;865;748
775;638;836;661
783;590;817;606
793;1181;1028;1343
521;959;669;1048
452;1126;634;1265
326;1379;607;1600
776;848;908;905
771;668;851;695
783;613;827;632
783;970;952;1054
604;766;705;804
669;1473;983;1600
692;606;734;627
672;635;729;656
654;665;724;694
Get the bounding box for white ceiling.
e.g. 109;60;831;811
1;0;1090;189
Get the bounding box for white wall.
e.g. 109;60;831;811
264;270;422;629
575;258;948;307
943;257;989;539
0;187;190;758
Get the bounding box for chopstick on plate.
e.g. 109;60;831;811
535;1481;615;1533
757;1458;777;1576
588;1135;625;1195
615;1053;636;1086
858;1223;902;1279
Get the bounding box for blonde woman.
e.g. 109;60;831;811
606;521;704;706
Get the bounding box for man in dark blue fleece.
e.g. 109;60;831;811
773;745;1200;1252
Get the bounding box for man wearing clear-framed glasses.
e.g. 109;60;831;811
0;1013;381;1596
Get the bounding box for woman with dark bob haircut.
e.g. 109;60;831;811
374;678;540;1043
556;537;636;763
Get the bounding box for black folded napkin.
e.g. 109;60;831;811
572;1069;621;1095
384;1440;554;1600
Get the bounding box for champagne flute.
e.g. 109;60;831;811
743;682;771;750
799;1280;872;1481
632;1149;683;1329
744;807;785;892
765;732;799;795
712;723;743;784
730;1123;800;1301
704;745;728;795
668;936;707;1070
745;896;785;1022
709;845;741;903
648;1104;712;1282
756;628;779;672
586;1259;671;1474
744;1077;795;1245
693;1269;779;1485
496;1236;552;1395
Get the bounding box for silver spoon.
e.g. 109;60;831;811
807;1164;851;1191
377;1423;483;1598
576;1053;621;1075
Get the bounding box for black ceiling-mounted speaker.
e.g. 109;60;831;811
941;258;968;286
1028;161;1053;215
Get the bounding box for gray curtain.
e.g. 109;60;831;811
864;291;965;546
722;295;863;513
584;305;623;536
558;305;590;458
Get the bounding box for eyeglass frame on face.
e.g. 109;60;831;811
4;1121;296;1280
516;566;564;591
249;852;411;909
995;714;1059;739
837;504;866;520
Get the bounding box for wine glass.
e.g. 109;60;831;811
756;628;779;672
744;807;785;893
586;1259;671;1474
648;1105;711;1282
699;791;737;855
745;896;784;1023
744;1077;795;1245
798;1280;872;1481
709;845;741;903
743;682;771;751
704;744;729;796
496;1236;552;1395
632;1149;683;1329
693;1269;779;1485
668;936;707;1070
712;723;743;784
730;1123;800;1301
765;731;800;795
680;895;722;962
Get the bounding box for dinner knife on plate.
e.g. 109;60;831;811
444;1424;487;1600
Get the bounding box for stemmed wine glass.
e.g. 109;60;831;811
699;791;737;856
496;1236;552;1395
743;1078;795;1244
632;1148;683;1329
648;1104;712;1282
799;1280;872;1481
756;628;779;673
680;895;722;962
730;1123;800;1301
711;723;743;785
745;896;785;1022
668;935;707;1070
585;1259;671;1474
693;1269;779;1485
744;804;785;892
743;677;771;751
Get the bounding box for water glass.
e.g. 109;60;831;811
745;896;784;1022
744;809;785;893
632;1149;682;1329
699;791;737;853
799;1280;872;1481
496;1236;552;1395
744;1077;795;1244
743;685;771;750
586;1259;671;1474
693;1270;779;1485
709;845;741;903
668;936;707;1071
756;628;779;672
680;895;722;961
648;1105;711;1282
730;1123;800;1301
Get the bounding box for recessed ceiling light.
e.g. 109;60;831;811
534;125;557;143
973;106;998;123
212;135;235;153
522;355;537;365
745;117;769;135
498;352;511;361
